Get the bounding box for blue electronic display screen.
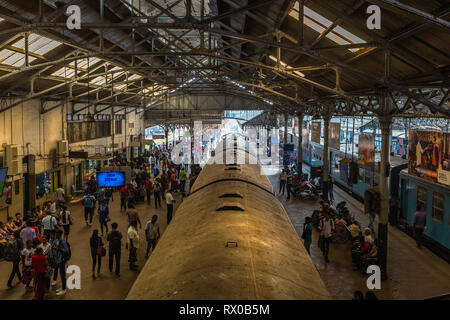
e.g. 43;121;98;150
96;172;125;187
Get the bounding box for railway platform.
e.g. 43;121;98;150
0;190;183;300
267;169;450;300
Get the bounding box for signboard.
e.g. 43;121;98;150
96;172;126;188
329;122;341;150
408;130;450;186
358;135;375;170
69;151;89;159
311;121;321;144
151;135;165;140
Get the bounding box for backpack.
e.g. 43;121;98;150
84;196;94;208
4;239;20;261
61;240;71;261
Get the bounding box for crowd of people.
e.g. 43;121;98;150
0;144;202;300
302;200;378;270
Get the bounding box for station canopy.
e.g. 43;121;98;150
0;0;448;127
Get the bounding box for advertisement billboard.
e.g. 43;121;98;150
358;135;375;170
302;121;310;147
408;130;450;186
329;122;341;150
311;121;321;144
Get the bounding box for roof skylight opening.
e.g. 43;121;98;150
289;2;366;52
0;33;62;68
13;34;62;56
51;57;102;79
269;55;305;77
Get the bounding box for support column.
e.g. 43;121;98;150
378;114;392;280
189;125;194;164
322;115;331;201
297;113;304;176
284;113;289;167
284;113;288;144
165;127;168;150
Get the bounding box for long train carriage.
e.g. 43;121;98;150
399;171;450;262
302;142;408;201
126;144;331;300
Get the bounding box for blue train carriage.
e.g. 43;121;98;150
399;171;450;262
303;141;408;201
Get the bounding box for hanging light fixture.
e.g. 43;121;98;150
83;58;95;123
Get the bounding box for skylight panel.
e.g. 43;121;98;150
289;2;367;52
12;33;62;56
269;55;305;77
52;67;76;78
70;57;101;70
1;51;37;67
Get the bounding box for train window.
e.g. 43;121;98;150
219;193;243;199
431;192;444;223
225;166;241;171
417;186;427;213
216;205;244;212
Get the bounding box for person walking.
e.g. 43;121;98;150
413;203;427;248
328;177;334;202
145;215;160;259
302;217;313;255
179;167;187;195
104;187;113;206
41;213;58;240
56;184;65;210
127;221;139;270
279;169;287;195
83;193;96;226
5;231;23;288
126;204;142;229
51;230;70;296
98;201;110;236
153;178;162;208
90;229;104;279
319;214;334;263
165;189;175;225
120;185;127;211
60;206;73;242
20;220;37;245
31;247;47;300
107;222;122;277
286;170;294;200
21;240;35;290
145;177;152;206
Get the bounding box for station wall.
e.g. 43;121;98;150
0;99;144;221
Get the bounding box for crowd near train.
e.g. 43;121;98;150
281;136;449;262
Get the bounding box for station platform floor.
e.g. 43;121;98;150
0;191;184;300
267;171;450;300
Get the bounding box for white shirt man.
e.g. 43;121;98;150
127;225;139;249
165;191;174;205
56;187;65;202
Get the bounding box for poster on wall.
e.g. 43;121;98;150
311;121;321;144
302;121;310;147
329;122;341;150
408;130;450;186
358;135;375;170
0;181;12;209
